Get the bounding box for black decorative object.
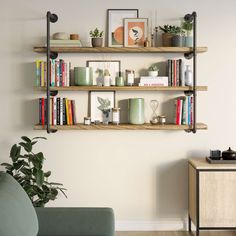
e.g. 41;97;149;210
222;147;236;160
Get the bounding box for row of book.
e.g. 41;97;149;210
174;95;194;125
167;59;185;87
36;59;71;87
39;97;76;125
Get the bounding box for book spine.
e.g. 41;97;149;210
36;60;41;87
44;61;47;87
71;100;76;125
179;98;183;125
39;98;42;125
67;62;70;87
53;97;57;125
188;96;191;125
62;61;65;87
176;59;179;86
63;98;66;125
57;97;60;125
55;60;60;87
175;98;180;125
173;60;177;86
179;59;183;86
182;96;186;125
41;98;45;125
171;60;174;86
44;98;47;125
40;61;44;87
191;96;194;125
60;98;63;125
51;59;55;87
68;100;72;125
65;98;69;125
167;60;172;86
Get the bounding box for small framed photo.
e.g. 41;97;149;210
90;91;115;122
124;18;148;47
87;60;121;85
107;9;139;47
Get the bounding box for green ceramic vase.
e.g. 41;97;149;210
128;98;145;124
74;67;93;86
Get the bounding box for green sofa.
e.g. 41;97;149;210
0;172;115;236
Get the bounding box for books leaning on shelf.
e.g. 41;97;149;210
49;39;82;47
35;59;71;87
167;59;185;87
174;95;193;125
39;97;76;126
139;76;168;86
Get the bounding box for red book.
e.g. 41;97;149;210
41;98;45;125
175;98;181;125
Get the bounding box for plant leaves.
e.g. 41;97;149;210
21;136;31;143
1;163;12;168
19;142;32;153
32;137;47;141
35;170;44;187
50;182;63;186
44;171;51;178
10;144;18;162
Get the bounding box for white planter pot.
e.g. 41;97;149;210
148;71;158;77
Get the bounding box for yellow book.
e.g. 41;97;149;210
65;98;70;125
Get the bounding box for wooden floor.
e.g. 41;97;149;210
116;232;236;236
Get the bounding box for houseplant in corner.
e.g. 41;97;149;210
1;136;67;207
89;28;104;47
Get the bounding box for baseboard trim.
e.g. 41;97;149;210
115;219;188;231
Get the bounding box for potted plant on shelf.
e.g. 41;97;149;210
182;19;193;47
171;26;185;47
148;65;159;77
1;136;67;207
89;28;104;47
97;97;112;125
159;25;175;47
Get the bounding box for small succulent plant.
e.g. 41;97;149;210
89;28;104;38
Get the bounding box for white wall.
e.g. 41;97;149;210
1;0;236;231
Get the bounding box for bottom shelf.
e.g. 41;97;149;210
34;123;207;131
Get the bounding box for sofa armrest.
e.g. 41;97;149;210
36;207;115;236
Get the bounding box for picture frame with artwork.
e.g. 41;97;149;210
124;18;148;47
86;60;121;85
107;9;139;47
90;91;116;122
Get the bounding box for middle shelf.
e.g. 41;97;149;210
37;85;208;92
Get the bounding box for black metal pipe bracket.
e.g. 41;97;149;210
184;11;197;133
46;11;58;134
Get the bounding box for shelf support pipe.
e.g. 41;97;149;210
184;11;197;133
46;11;58;133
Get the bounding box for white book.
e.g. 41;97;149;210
51;59;55;87
139;83;168;86
66;62;70;87
53;97;57;125
60;97;63;125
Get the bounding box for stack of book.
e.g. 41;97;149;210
167;59;185;86
174;95;193;125
35;59;71;87
39;97;76;126
139;76;168;86
50;39;82;47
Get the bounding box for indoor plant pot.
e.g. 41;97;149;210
91;37;103;47
90;28;104;48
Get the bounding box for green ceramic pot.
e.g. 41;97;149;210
74;67;93;86
116;76;125;86
128;98;145;124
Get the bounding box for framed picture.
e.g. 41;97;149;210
107;9;139;47
124;18;148;47
87;60;121;85
90;91;115;122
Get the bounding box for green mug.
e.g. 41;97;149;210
74;67;93;86
128;98;145;124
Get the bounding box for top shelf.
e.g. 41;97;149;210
33;46;208;54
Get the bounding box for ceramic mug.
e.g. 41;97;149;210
74;67;93;86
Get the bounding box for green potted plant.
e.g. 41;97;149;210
1;136;67;207
97;97;111;125
171;26;185;47
148;65;159;77
89;28;104;47
182;19;193;47
159;25;175;47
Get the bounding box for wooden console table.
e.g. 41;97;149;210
188;158;236;236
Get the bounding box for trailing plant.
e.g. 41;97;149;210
1;136;67;207
89;28;104;38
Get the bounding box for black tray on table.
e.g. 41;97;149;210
206;157;236;164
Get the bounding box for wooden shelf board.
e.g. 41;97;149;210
36;86;208;92
34;123;207;131
33;46;208;54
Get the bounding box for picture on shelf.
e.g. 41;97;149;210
90;91;115;122
107;9;139;47
86;60;121;85
124;18;148;47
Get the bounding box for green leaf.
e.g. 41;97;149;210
21;136;31;143
58;188;68;198
19;142;32;153
10;144;18;162
35;170;44;187
31;141;37;145
44;171;51;178
1;163;12;168
13;160;25;170
32;137;47;141
50;182;63;186
20;167;32;176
